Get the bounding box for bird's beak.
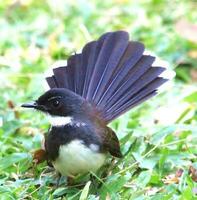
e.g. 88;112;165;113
21;102;38;108
21;101;49;112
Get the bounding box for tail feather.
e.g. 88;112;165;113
63;54;82;94
67;55;77;92
96;41;145;105
92;32;129;100
53;66;71;89
104;91;157;122
46;75;57;88
52;67;66;88
82;34;108;97
105;66;165;112
82;41;98;96
46;31;169;123
105;77;167;122
97;55;154;107
106;77;167;116
87;31;129;100
114;41;145;74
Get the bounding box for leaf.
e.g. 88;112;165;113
184;91;197;103
149;126;177;145
180;186;194;200
0;153;31;170
99;174;129;200
79;181;91;200
136;170;152;188
150;172;161;185
150;125;197;145
53;187;68;197
133;152;158;170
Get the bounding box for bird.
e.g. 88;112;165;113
22;31;168;177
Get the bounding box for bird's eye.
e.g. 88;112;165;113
52;99;60;107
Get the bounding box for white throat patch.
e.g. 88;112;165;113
48;115;87;127
48;116;73;126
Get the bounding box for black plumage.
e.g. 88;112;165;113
46;31;167;123
45;117;122;161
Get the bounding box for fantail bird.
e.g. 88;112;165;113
22;31;168;177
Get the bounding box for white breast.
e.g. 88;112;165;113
52;140;106;176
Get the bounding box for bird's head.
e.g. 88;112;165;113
22;88;85;117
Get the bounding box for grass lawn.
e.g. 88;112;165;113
0;1;196;199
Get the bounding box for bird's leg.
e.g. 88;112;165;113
100;157;116;179
56;172;62;188
90;173;98;189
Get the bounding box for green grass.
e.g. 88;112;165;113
0;0;197;199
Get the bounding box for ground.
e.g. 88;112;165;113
0;0;197;199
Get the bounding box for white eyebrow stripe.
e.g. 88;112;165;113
48;96;62;102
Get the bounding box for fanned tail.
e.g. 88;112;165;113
46;31;168;123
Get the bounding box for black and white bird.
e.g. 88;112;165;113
22;31;168;177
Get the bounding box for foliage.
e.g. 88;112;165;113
0;0;196;199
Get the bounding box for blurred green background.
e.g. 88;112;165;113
0;0;197;199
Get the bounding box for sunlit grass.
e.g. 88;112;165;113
0;0;197;199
